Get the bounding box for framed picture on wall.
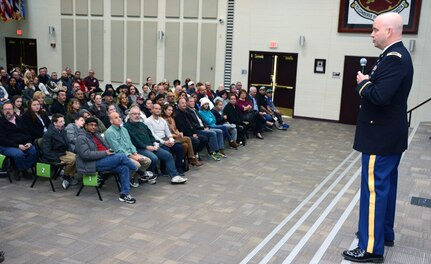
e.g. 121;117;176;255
338;0;422;34
314;59;326;74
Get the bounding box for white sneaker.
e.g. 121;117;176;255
171;175;187;184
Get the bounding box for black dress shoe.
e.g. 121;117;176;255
355;232;394;247
342;247;384;263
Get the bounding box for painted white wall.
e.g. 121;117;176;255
1;0;430;125
231;0;431;125
0;0;61;74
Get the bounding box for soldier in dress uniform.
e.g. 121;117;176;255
342;12;414;263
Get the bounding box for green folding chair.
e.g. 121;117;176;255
76;172;103;201
0;154;12;183
30;161;65;192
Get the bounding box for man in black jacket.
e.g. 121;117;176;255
174;98;208;156
0;102;37;178
42;114;77;189
50;90;67;115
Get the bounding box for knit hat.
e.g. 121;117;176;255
78;109;90;117
84;117;98;125
200;97;211;106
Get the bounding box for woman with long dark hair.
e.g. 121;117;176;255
22;99;51;142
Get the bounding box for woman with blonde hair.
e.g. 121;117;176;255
161;104;202;167
32;91;50;115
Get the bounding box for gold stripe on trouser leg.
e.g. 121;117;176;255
367;155;376;253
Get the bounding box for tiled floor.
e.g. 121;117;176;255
0;119;430;264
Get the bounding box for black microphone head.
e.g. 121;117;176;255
360;58;367;67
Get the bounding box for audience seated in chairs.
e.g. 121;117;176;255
104;112;153;187
145;103;185;175
42;113;77;189
199;97;240;149
11;95;24;117
75;117;138;204
0;102;37;179
174;98;208;159
223;93;247;145
161;104;202;167
124;106;187;184
186;97;226;160
265;89;289;130
236;89;265;140
22;99;51;142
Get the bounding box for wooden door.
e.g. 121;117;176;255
5;37;38;73
339;55;378;124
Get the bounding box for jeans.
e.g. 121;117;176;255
197;129;223;152
211;125;234;142
0;145;37;170
161;143;184;172
138;148;178;177
95;154;137;195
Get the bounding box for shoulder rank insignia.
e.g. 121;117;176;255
386;52;402;58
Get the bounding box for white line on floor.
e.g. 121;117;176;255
257;153;361;264
240;150;358;264
282;167;361;263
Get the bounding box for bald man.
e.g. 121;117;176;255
104;112;152;187
342;12;413;263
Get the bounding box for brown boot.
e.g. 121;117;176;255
189;157;203;167
229;141;239;149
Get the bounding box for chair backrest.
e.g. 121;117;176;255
0;154;6;170
83;173;98;186
36;162;51;178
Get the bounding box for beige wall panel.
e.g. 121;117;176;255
127;0;141;17
144;0;158;18
91;20;104;80
164;22;180;83
202;0;218;19
142;22;157;79
165;0;180;18
184;0;198;18
76;20;89;73
111;21;125;82
75;0;88;15
126;21;141;82
182;23;198;81
61;0;73;15
200;23;216;86
61;19;74;70
91;0;104;16
111;0;124;17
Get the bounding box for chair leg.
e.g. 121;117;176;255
30;176;38;188
8;173;12;183
114;174;121;192
76;184;84;196
53;166;63;180
49;178;56;192
95;187;103;201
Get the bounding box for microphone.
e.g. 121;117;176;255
360;58;367;74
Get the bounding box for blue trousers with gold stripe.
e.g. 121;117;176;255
358;153;401;255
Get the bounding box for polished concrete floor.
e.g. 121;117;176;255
0;119;430;264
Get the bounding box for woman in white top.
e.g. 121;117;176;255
34;77;51;96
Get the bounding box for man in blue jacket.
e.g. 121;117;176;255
342;12;413;263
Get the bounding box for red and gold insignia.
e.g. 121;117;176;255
351;0;409;21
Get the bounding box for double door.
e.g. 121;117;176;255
248;51;298;116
